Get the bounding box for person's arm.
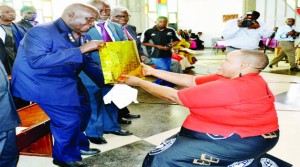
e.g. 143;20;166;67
256;21;273;38
141;29;169;50
122;74;183;105
24;27;82;68
141;63;196;87
24;27;104;69
222;19;241;40
142;42;168;50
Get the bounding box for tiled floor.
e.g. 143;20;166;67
17;50;300;167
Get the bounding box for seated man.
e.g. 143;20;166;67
121;50;291;167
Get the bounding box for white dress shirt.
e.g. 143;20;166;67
275;24;298;41
0;26;6;43
222;19;273;50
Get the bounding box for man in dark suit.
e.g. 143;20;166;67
12;3;105;167
16;6;38;31
79;0;132;146
110;6;145;124
0;61;20;167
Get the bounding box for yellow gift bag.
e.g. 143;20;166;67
99;40;142;84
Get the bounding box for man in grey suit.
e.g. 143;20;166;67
0;60;21;167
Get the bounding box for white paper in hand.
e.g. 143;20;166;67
103;84;138;109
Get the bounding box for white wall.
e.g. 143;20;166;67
177;0;243;47
52;0;88;20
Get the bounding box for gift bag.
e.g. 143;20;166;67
99;41;142;84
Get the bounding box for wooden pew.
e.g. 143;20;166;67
17;103;53;157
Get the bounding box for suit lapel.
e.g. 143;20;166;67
54;18;78;47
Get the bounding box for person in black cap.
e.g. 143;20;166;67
222;10;273;53
16;6;38;30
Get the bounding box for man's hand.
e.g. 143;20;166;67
248;21;260;29
237;15;247;27
79;40;105;53
140;55;147;62
156;45;171;50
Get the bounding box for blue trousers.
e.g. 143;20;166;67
0;129;18;167
151;57;173;87
143;127;290;167
85;85;120;138
39;82;91;162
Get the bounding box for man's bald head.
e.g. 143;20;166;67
61;3;99;33
0;5;16;24
0;5;14;12
62;3;99;19
234;50;269;71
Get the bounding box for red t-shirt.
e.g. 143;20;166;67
178;73;279;138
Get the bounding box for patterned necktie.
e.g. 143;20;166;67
123;26;133;40
97;22;113;42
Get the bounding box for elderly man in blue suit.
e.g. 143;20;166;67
0;61;20;167
12;3;105;167
79;0;132;146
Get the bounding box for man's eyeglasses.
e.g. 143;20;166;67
115;15;131;19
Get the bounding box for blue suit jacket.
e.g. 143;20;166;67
12;18;104;106
0;62;20;132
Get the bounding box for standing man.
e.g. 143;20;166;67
80;0;132;146
141;16;180;87
16;6;38;31
269;18;300;72
110;6;144;124
12;3;104;167
222;10;272;53
0;5;26;75
0;5;28;109
0;61;20;167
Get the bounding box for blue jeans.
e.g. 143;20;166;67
151;57;174;87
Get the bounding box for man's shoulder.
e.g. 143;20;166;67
165;27;176;32
15;19;24;24
126;24;136;30
143;27;155;35
107;21;121;28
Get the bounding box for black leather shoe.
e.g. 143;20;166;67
53;159;89;167
104;130;132;136
123;113;141;119
87;136;107;144
118;118;132;124
290;67;300;72
80;148;100;155
269;64;273;68
124;114;141;118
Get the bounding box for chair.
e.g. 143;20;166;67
262;37;277;53
212;39;226;55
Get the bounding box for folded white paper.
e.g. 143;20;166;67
103;84;139;109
